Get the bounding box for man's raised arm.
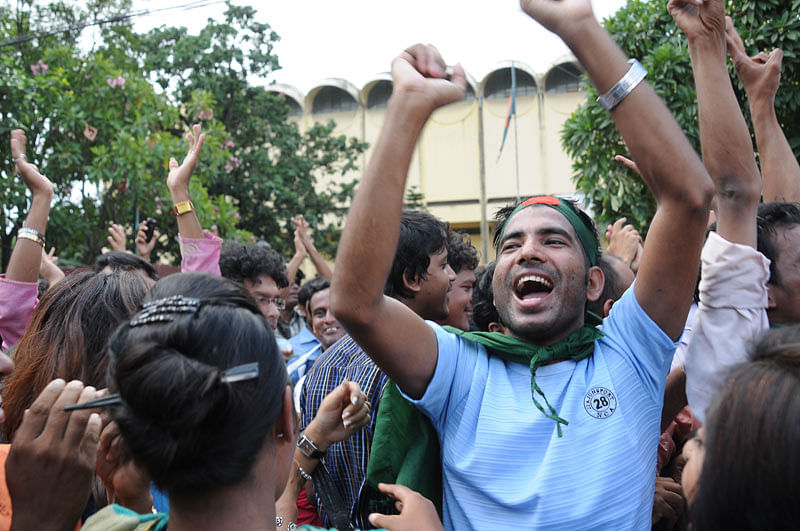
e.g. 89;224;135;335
331;45;466;399
726;20;800;203
520;0;713;340
670;0;761;246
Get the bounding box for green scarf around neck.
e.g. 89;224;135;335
443;317;603;437
366;317;604;514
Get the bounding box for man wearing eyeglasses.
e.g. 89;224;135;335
219;241;289;330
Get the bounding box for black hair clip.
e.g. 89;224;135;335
63;394;123;411
129;295;201;327
63;361;261;411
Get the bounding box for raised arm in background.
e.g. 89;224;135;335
166;124;205;240
106;223;127;253
134;220;157;262
604;215;643;274
671;0;772;423
669;0;761;246
0;130;54;349
283;227;307;301
6;130;53;283
726;19;800;203
293;215;333;281
39;247;64;288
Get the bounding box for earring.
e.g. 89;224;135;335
277;433;285;439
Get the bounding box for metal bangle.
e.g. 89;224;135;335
596;59;648;111
17;228;46;248
16;233;44;248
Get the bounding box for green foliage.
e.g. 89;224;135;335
0;0;366;267
561;0;800;234
404;185;426;209
135;4;367;257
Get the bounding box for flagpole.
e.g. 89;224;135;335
512;62;520;203
513;70;520;203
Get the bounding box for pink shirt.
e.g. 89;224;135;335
179;231;222;276
0;231;221;351
0;275;38;351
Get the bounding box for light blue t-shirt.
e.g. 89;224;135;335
404;286;677;530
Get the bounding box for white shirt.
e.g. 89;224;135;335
684;231;771;423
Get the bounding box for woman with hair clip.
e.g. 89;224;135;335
682;325;800;530
6;272;441;530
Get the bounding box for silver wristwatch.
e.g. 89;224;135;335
297;433;325;459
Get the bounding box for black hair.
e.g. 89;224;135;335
384;210;448;299
93;251;159;281
691;325;800;530
446;230;479;274
470;261;500;332
492;197;599;270
587;253;624;317
106;272;287;496
219;242;289;288
294;268;306;285
298;277;331;315
756;202;800;286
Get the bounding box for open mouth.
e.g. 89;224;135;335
514;274;553;300
323;326;340;335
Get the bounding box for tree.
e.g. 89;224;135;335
561;0;800;234
0;0;366;268
134;4;367;257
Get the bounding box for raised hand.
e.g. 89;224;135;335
40;247;65;286
392;44;466;114
519;0;595;40
6;379;101;531
166;123;205;193
135;221;157;260
726;18;783;104
291;215;312;249
107;223;127;252
303;380;371;450
615;154;643;178
10;129;53;198
605;218;643;271
668;0;725;44
368;483;444;531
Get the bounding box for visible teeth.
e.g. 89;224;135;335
324;327;339;333
516;275;552;290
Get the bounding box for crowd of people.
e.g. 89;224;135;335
0;0;798;529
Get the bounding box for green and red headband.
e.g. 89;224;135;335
496;196;598;266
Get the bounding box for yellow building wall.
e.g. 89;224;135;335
541;91;584;194
280;64;585;265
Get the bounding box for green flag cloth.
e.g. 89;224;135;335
366;318;604;514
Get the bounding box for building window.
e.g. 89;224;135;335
463;84;476;102
545;63;582;94
312;86;358;114
284;96;303;117
484;68;537;99
367;80;392;110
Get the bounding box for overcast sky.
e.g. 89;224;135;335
126;0;627;94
